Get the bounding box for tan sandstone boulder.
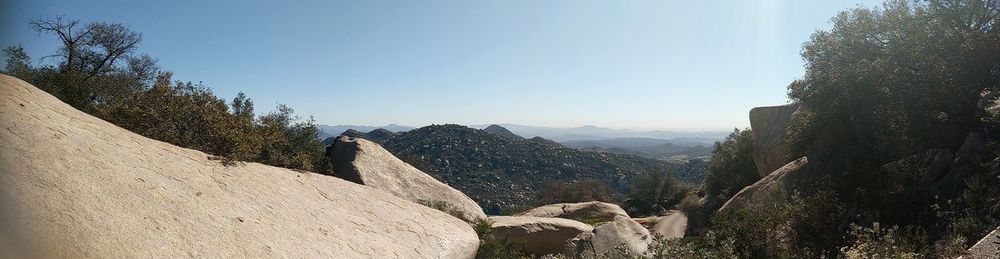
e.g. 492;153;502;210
517;201;628;223
0;74;479;258
749;103;802;177
327;136;486;221
488;216;594;256
564;215;654;258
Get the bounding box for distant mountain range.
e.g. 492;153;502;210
468;123;728;142
562;138;714;162
318;123;726;162
333;124;708;214
318;123;727;143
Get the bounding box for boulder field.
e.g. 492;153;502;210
493;202;655;257
0;74;479;258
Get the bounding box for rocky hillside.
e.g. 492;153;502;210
334;128;399;144
379;124;702;213
483;124;523;139
0;75;479;258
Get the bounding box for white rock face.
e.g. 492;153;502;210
517;201;628;222
0;74;479;258
488;216;593;256
749;103;802;177
565;215;653;258
327;136;487;221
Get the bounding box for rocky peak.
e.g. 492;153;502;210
484;124;523;139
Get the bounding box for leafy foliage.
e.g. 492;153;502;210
840;223;928;259
623;169;693;216
473;219;524;259
786;0;1000;163
645;232;738;259
535;179;620;205
702;128;759;204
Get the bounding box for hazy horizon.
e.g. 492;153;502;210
323;122;734;132
1;0;881;129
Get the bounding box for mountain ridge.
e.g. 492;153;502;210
376;124;706;214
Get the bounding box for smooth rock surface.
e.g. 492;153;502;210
488;216;593;256
717;155;827;214
517;201;628;223
327;136;486;221
565;215;653;258
749;103;802;177
0;74;479;258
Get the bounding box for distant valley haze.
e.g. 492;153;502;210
318;123;729;142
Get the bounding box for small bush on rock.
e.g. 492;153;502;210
472;219;524;259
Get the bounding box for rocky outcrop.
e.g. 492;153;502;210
327;136;486;221
0;74;479;258
488;216;594;255
717;155;828;214
517;201;628;223
963;226;1000;259
749;103;802;177
564;215;654;258
931;133;989;197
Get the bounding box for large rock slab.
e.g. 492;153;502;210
0;74;479;258
327;135;486;221
517;201;628;223
749;103;802;177
717;155;828;214
963;226;1000;259
565;215;653;258
488;216;593;256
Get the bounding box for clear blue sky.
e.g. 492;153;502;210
1;0;882;130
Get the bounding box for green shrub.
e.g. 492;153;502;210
417;199;472;223
840;223;928;259
472;219;524;259
646;232;738;259
678;194;709;235
703;128;759;204
623;169;693;216
536;179;620;205
710;189;796;258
